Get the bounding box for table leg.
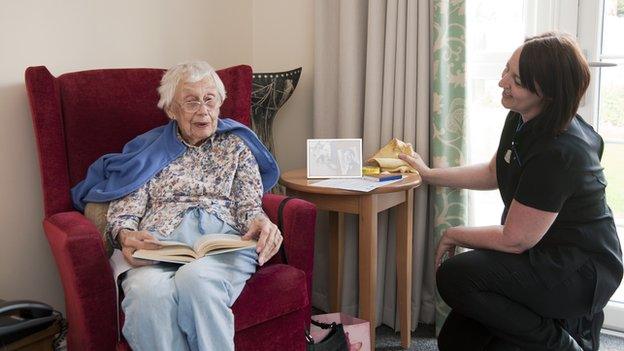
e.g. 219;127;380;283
358;194;378;347
328;211;345;312
396;189;414;348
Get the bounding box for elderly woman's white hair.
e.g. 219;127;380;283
157;61;227;117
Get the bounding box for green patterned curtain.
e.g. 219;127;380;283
431;0;467;335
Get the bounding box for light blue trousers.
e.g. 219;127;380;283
120;208;258;351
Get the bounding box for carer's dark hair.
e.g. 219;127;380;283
519;32;590;136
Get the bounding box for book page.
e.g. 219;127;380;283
193;234;257;256
132;252;196;264
157;240;192;247
133;244;198;263
133;235;257;264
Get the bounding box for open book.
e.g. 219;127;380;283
133;234;257;264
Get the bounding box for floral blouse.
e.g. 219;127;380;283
106;131;266;240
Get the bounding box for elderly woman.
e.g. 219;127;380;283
401;33;622;350
72;61;281;351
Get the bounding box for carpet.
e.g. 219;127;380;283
374;324;624;350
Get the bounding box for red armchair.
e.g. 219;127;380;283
25;65;316;351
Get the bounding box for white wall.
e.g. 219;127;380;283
0;0;257;311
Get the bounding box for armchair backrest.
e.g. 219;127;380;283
25;65;252;217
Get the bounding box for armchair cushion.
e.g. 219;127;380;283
84;202;113;257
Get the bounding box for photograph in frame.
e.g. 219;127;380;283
307;139;362;178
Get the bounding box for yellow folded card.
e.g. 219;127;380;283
366;138;417;173
362;166;380;175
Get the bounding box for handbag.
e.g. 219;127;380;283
306;313;371;351
279;198;349;351
276;197;293;264
306;319;349;351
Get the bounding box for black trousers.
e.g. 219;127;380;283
436;250;601;351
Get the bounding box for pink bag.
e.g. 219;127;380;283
309;313;371;351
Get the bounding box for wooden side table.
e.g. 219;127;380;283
279;169;422;348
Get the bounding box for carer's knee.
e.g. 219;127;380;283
436;254;470;306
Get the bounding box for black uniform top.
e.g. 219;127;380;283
496;111;623;313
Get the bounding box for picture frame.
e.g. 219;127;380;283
307;138;362;178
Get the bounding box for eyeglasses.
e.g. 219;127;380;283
178;99;217;113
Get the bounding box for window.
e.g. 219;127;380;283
598;0;624;307
467;0;624;332
465;1;526;226
578;0;624;332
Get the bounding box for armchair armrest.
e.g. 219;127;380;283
262;194;317;301
44;211;117;351
262;194;316;273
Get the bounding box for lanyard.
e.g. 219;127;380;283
508;118;524;167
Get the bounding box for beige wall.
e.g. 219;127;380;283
0;0;314;312
252;0;315;171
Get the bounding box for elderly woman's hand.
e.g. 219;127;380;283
242;216;282;266
118;229;162;267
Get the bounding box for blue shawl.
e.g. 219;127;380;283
71;118;279;211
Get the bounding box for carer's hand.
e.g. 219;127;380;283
435;228;458;270
398;151;430;178
242;216;282;266
118;229;162;267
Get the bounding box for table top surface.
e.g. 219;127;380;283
279;168;422;195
